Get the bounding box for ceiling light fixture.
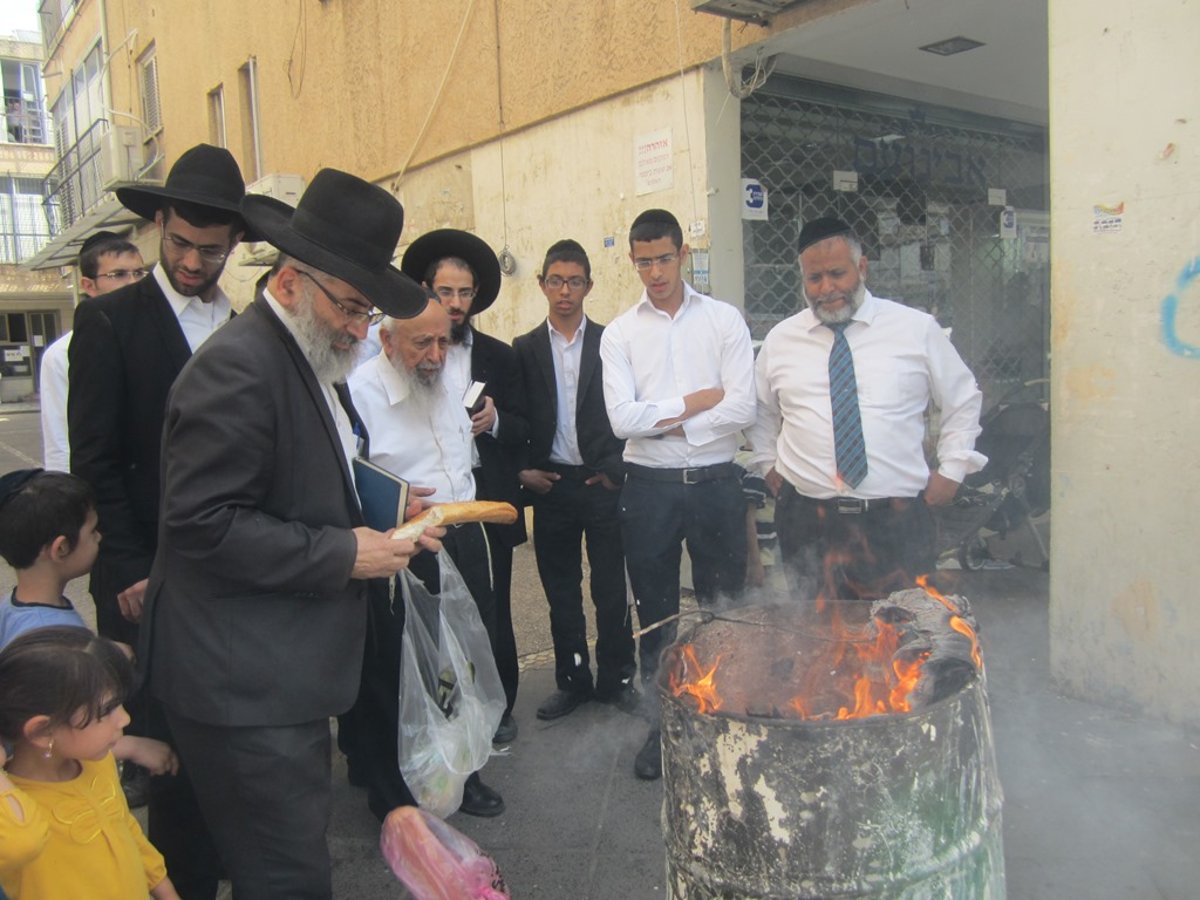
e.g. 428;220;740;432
919;36;986;57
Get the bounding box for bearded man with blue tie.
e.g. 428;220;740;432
749;217;987;601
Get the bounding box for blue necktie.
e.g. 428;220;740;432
827;322;867;488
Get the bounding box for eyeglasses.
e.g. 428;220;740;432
543;275;588;290
95;268;149;282
433;286;477;303
162;229;231;264
296;270;385;325
633;252;679;271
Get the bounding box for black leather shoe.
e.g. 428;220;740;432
634;728;662;780
493;712;518;745
459;773;505;818
595;684;641;716
120;762;151;809
536;689;590;721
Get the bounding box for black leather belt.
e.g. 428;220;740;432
797;493;916;515
545;462;592;478
625;462;737;485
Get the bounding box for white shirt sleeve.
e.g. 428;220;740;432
747;336;782;474
926;319;987;483
599;318;686;439
39;333;71;471
681;308;757;446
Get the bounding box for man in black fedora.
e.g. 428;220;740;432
401;229;527;746
140;168;439;900
67;142;253;898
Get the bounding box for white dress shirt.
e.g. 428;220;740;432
548;317;586;466
39;331;71;471
349;351;477;502
749;290;987;499
263;289;359;473
600;283;756;468
154;264;232;353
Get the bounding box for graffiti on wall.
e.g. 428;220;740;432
1161;257;1200;359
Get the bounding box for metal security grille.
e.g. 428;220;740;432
742;77;1049;405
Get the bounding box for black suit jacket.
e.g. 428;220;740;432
68;273;208;600
513;317;625;484
142;297;367;727
468;327;528;547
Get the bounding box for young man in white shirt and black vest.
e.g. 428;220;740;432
750;216;987;601
600;209;756;780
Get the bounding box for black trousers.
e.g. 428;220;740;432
484;528;520;716
775;481;936;602
340;523;496;817
165;712;333;900
619;471;746;711
531;467;635;696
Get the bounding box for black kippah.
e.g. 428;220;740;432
798;217;853;254
79;230;122;256
0;468;43;513
631;208;679;231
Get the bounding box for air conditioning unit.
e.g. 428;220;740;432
97;126;141;189
246;173;305;206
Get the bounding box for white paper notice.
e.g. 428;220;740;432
635;129;673;196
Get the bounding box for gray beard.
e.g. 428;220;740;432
290;291;360;385
388;354;444;405
806;278;867;325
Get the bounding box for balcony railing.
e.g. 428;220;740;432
42;117;110;235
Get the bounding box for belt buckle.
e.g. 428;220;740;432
835;497;865;515
682;467;700;485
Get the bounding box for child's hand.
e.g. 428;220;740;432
116;736;180;776
150;875;182;899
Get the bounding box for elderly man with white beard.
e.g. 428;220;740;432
749;217;987;602
344;296;507;822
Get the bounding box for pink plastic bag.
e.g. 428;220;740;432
380;806;509;900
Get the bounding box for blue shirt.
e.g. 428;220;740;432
0;589;87;649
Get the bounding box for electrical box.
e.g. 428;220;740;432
246;173;305;206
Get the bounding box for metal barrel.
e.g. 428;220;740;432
658;641;1005;899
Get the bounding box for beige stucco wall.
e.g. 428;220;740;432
1048;0;1200;723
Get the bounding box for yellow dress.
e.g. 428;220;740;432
0;754;167;899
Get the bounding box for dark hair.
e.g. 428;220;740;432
0;471;95;569
629;208;683;250
540;239;591;280
163;200;244;236
0;627;133;743
79;236;140;279
423;256;476;289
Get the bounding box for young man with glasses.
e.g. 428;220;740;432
600;208;756;781
67;143;254;900
402;229;528;750
40;231;145;473
513;240;638;723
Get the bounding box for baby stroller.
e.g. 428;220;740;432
932;379;1050;570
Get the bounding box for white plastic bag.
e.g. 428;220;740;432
397;550;505;817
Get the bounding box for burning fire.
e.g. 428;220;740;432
669;579;981;722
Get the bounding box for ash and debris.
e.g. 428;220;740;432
872;588;981;708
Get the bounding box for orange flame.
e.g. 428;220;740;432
668;644;723;714
916;575;983;669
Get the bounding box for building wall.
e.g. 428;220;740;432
1048;0;1200;723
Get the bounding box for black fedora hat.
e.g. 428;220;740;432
116;143;258;240
400;229;502;314
241;168;426;320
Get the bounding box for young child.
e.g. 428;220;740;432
0;626;180;898
0;469;177;782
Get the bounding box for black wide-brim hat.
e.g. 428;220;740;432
241;168;426;320
400;229;502;314
115;143;260;241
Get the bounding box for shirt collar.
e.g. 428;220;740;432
154;262;231;316
635;281;700;318
374;349;416;406
546;315;587;344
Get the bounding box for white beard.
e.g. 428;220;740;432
290;290;360;385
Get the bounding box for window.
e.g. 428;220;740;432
207;85;226;147
139;45;161;134
0;175;52;263
238;58;262;181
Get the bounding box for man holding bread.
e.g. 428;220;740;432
346;294;508;820
140;170;441;900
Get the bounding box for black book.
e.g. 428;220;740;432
463;380;487;415
353;457;410;532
